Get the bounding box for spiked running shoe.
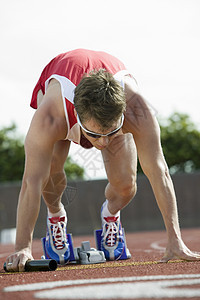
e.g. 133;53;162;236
101;214;131;261
45;216;70;265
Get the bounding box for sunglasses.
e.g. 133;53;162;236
76;113;124;139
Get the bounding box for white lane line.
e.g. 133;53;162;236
4;274;200;292
34;278;200;299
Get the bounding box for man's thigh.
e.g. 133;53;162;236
101;133;137;186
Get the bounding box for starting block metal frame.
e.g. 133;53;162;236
41;234;106;265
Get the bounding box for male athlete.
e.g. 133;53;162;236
6;49;200;271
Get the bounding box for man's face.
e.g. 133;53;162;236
80;117;123;150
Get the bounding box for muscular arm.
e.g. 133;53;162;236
6;80;68;271
15;113;55;251
124;78;200;262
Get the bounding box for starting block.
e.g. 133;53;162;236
41;234;106;265
95;228;131;260
73;240;106;265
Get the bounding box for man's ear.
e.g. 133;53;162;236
74;108;77;118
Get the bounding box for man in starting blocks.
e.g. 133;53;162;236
5;49;200;271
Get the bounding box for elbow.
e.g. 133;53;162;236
142;157;170;182
21;173;49;194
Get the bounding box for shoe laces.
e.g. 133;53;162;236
49;216;67;250
102;216;119;247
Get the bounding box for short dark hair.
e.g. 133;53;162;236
74;69;126;129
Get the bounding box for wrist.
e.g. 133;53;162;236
15;239;32;252
165;223;182;243
15;246;32;254
166;228;182;244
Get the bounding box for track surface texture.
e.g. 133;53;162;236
0;228;200;300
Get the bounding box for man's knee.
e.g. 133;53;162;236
115;175;137;201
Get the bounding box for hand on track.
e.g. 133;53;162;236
6;248;33;272
160;238;200;263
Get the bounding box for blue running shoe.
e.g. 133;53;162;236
45;216;70;265
101;214;131;261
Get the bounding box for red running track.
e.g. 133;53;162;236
0;228;200;300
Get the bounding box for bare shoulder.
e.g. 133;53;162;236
26;79;68;146
123;77;159;137
39;79;65;117
124;75;138;97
